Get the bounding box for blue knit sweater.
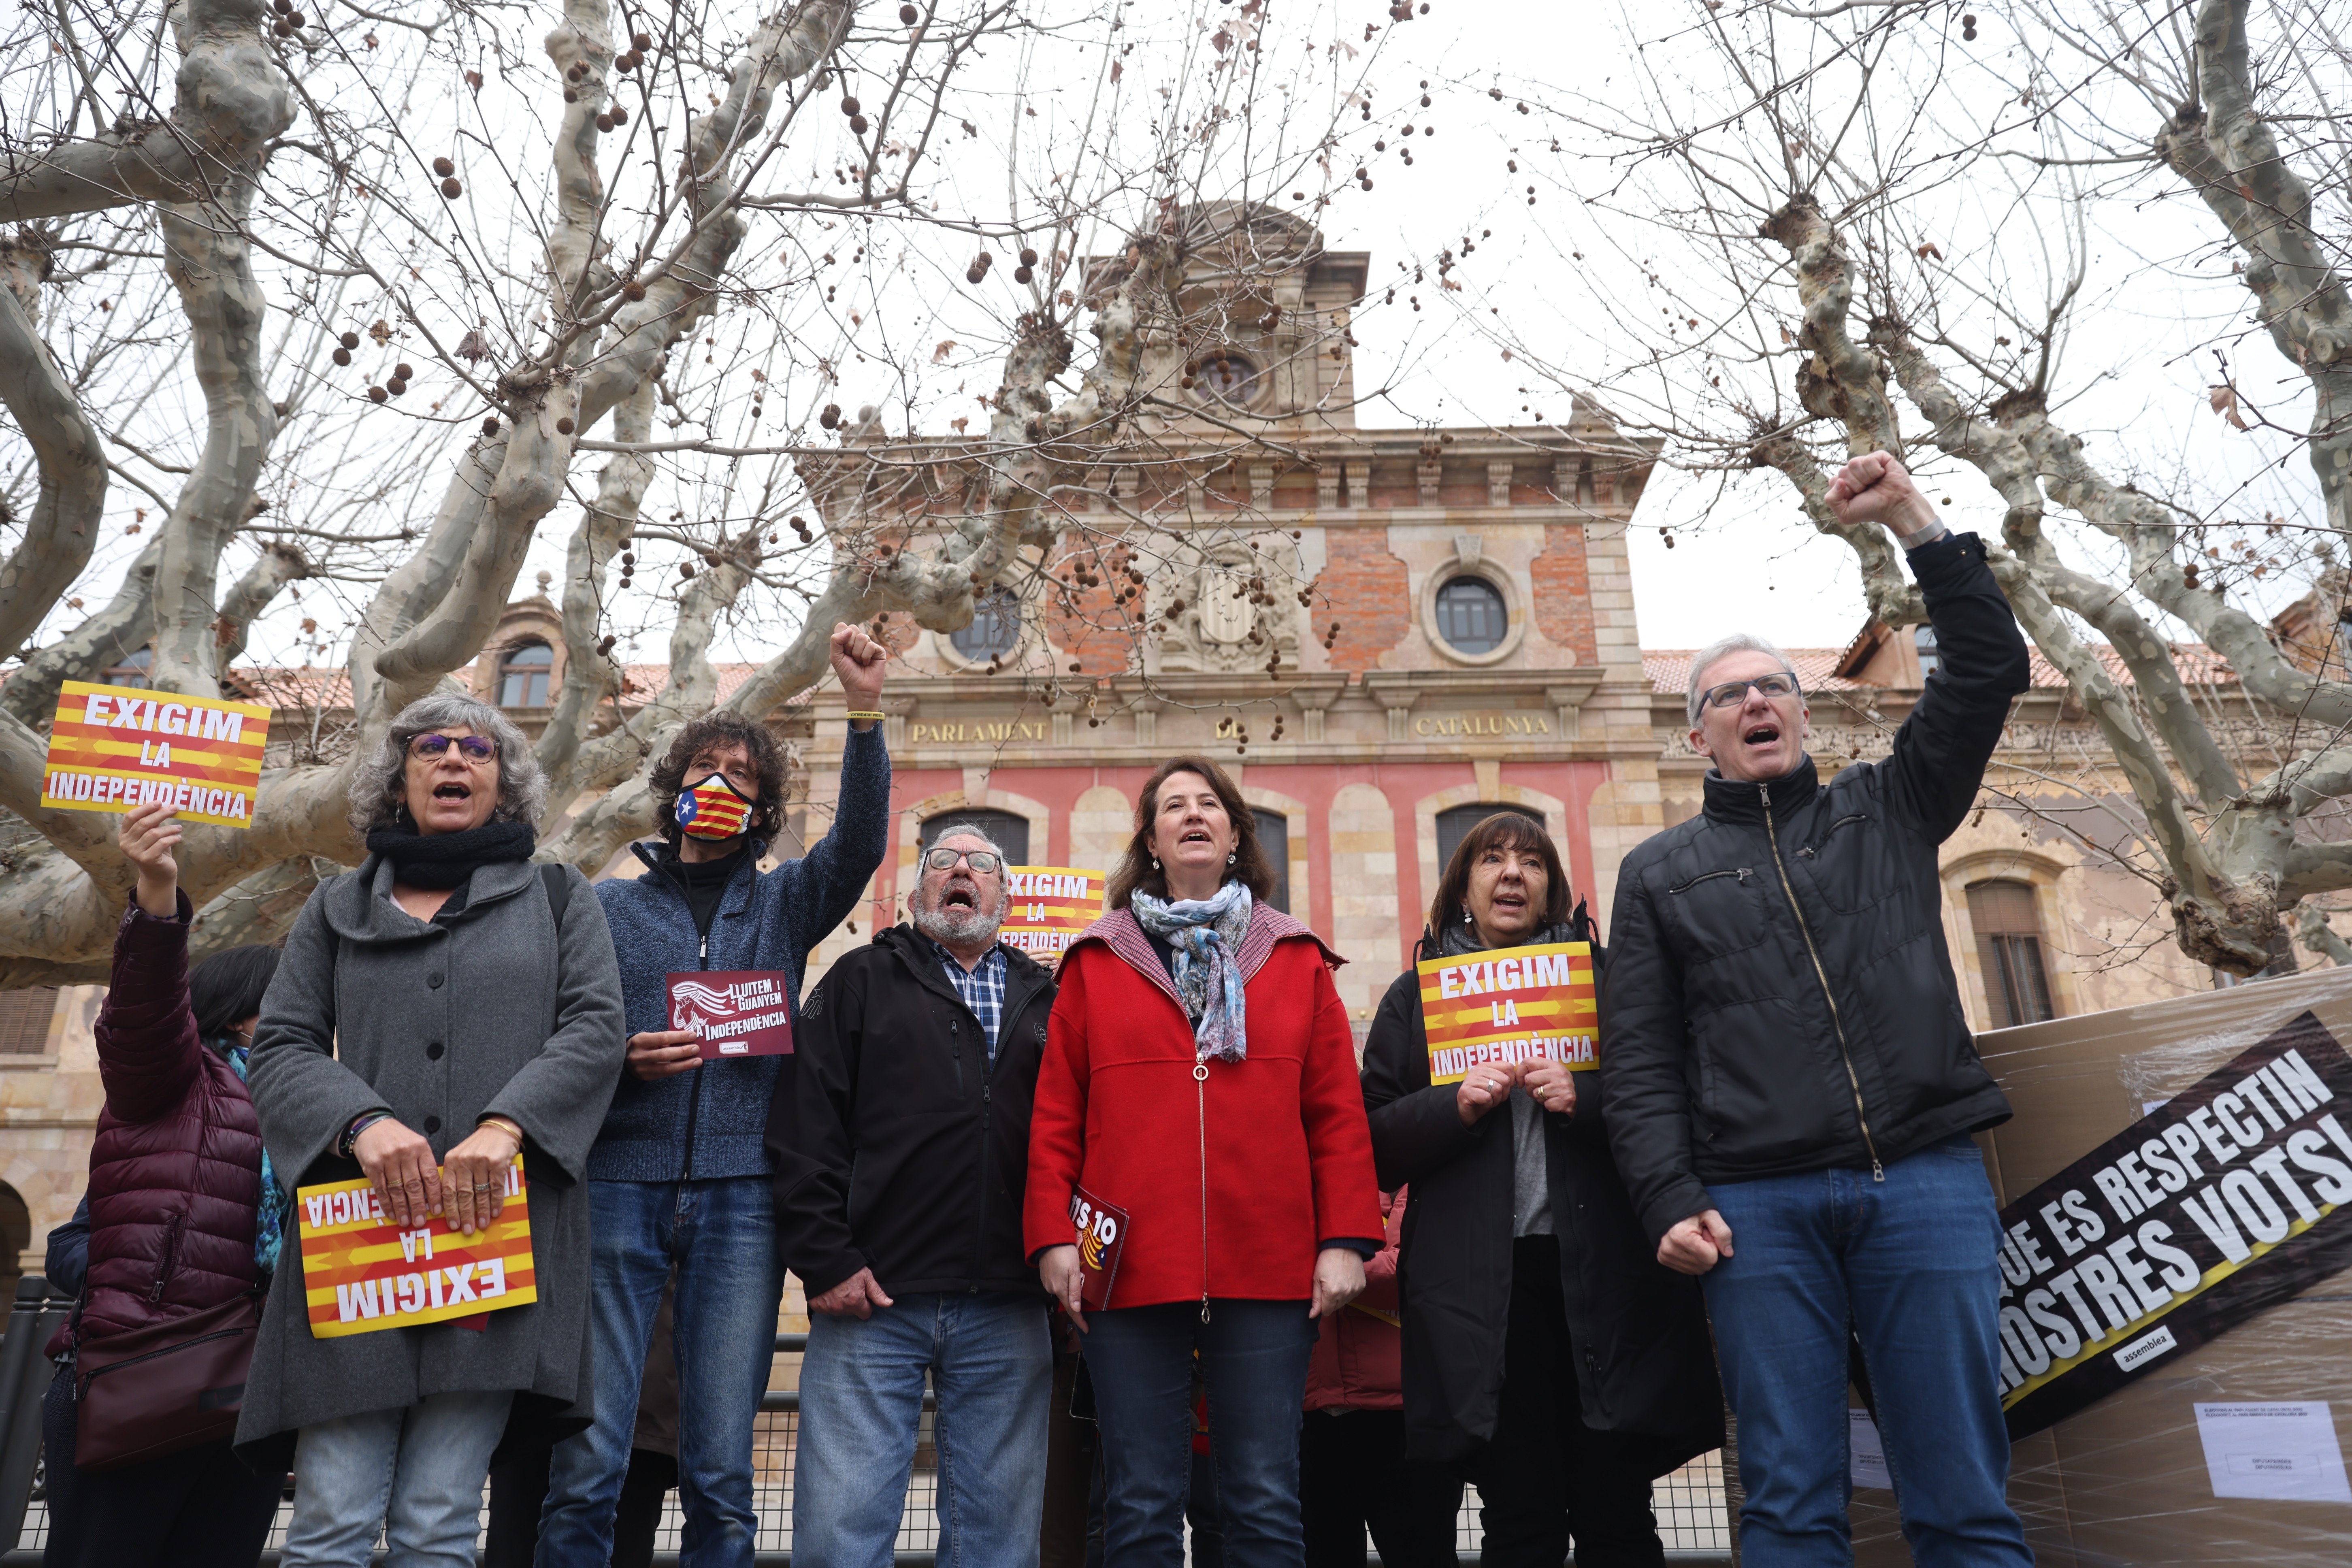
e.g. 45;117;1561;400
589;725;891;1182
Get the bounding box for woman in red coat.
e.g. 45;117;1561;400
1027;756;1383;1568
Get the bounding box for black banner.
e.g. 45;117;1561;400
1997;1010;2352;1440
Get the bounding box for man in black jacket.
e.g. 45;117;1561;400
771;822;1057;1568
1600;453;2034;1567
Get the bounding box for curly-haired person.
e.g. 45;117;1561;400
535;622;893;1568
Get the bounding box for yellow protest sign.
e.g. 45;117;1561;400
296;1157;536;1339
40;680;269;827
1417;941;1599;1085
999;866;1106;959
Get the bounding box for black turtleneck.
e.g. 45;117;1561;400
665;842;749;938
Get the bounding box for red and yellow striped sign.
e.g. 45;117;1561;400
40;680;270;828
1418;941;1598;1086
296;1157;537;1339
999;867;1106;958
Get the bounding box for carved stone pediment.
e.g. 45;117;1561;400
1154;546;1302;673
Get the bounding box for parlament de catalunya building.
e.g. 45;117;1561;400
787;203;1663;1027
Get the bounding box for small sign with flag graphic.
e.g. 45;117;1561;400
40;681;270;827
1068;1185;1127;1312
1000;867;1106;959
668;970;795;1059
297;1157;535;1339
1417;941;1598;1086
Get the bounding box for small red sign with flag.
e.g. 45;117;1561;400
1068;1186;1127;1312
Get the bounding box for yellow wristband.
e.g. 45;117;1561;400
845;711;885;722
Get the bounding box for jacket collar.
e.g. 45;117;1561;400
870;922;1054;1021
1701;753;1819;827
630;838;758;918
323;854;536;943
1076;901;1344;1010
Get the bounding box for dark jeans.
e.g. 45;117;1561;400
1701;1136;2031;1568
38;1363;281;1568
1464;1238;1665;1568
1081;1298;1317;1568
486;1442;676;1568
1299;1408;1461;1568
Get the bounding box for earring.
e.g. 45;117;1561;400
1463;905;1473;925
1226;851;1236;865
1151;857;1161;871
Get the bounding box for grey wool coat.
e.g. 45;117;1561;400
234;854;627;1467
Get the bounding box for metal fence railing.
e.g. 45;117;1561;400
0;1283;1732;1564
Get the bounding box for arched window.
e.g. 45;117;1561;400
920;810;1031;868
1253;808;1290;914
950;588;1022;662
1968;879;2056;1029
1434;576;1508;656
497;641;554;707
101;646;153;690
1435;803;1548;880
1915;625;1941;682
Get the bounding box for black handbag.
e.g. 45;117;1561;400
70;1288;263;1472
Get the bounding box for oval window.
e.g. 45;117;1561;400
950;587;1021;661
1434;576;1508;656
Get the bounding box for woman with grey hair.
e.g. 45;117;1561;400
236;692;627;1568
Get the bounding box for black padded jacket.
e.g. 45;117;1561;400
1599;530;2030;1245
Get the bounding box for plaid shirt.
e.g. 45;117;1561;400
932;940;1009;1064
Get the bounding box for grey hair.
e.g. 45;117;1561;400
349;693;549;835
1686;632;1800;727
922;820;1012;877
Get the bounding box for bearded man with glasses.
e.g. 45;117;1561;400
534;623;892;1568
1600;452;2036;1568
769;825;1061;1567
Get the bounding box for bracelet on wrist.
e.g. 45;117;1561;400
844;710;885;722
340;1110;392;1160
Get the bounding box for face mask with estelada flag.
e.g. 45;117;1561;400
675;772;754;841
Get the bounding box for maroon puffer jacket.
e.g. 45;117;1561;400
48;896;264;1353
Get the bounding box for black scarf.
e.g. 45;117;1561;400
365;817;537;888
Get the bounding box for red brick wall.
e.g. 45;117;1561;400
1044;540;1143;675
1322;526;1411;671
1530;524;1598;663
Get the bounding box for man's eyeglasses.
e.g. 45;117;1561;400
409;733;498;764
925;847;1003;874
1700;672;1801;711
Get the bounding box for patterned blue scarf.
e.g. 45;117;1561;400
222;1040;285;1276
1131;882;1253;1063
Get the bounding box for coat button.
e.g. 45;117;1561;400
428;972;444;989
423;1115;442;1134
426;1042;445;1061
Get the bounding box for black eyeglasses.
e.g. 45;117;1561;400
1700;673;1801;711
925;847;1003;873
410;733;498;763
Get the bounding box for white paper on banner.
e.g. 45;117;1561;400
2193;1402;2352;1503
1848;1409;1891;1490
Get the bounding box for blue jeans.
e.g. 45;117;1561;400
537;1177;787;1568
1701;1135;2032;1568
1080;1299;1318;1568
281;1390;513;1568
794;1292;1053;1568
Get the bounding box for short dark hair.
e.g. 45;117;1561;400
190;945;280;1042
649;711;790;851
1106;756;1276;910
1427;810;1570;936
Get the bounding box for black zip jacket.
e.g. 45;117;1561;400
769;924;1056;1298
1599;530;2030;1245
1363;914;1722;1468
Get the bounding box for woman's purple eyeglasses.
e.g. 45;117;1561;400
410;733;497;764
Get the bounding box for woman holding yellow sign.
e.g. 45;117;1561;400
236;694;626;1568
1359;812;1721;1568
